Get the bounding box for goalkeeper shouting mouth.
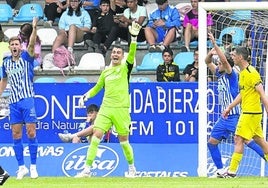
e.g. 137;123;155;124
76;22;142;178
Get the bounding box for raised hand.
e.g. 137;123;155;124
128;21;142;36
78;94;88;108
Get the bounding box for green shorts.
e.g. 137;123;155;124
94;107;131;136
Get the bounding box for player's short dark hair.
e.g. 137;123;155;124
9;36;21;44
87;104;99;113
112;45;124;53
234;47;250;61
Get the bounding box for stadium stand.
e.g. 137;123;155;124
230;10;251;21
13;3;44;22
64;77;88;83
34;77;57;83
0;4;13;23
74;52;105;71
3;0;249;82
136;52;163;71
37;28;57;46
130;76;152;82
4;28;20;39
174;51;194;72
217;26;245;45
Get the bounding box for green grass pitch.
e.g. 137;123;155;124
4;177;268;188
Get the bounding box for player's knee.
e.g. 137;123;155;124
207;142;217;150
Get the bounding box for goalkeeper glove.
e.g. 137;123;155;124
78;94;88;108
128;21;142;37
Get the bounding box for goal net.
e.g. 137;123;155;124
198;2;268;177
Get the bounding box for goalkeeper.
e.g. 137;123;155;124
75;21;142;178
205;32;265;178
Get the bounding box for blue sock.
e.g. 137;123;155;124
28;137;38;165
13;138;24;166
247;140;265;160
208;142;223;169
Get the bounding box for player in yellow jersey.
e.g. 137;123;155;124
222;47;268;177
75;21;142;178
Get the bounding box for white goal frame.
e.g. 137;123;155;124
198;2;268;177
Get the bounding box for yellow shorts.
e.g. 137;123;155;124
93;106;131;136
236;113;263;140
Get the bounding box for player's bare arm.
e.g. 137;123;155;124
0;78;8;96
27;17;38;57
255;83;268;113
222;93;242;118
205;48;217;74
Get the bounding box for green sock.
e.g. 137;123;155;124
86;136;101;166
120;141;134;165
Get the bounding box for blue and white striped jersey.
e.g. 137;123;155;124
215;67;241;115
2;51;35;104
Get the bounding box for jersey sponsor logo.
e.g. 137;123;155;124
62;145;119;177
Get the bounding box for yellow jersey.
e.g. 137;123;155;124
239;65;262;113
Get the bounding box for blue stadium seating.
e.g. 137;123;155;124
13;3;44;22
207;26;245;48
34;77;57;83
65;77;88;83
218;26;245;45
0;4;13;22
231;10;251;21
174;52;194;72
136;52;163;71
130;76;152;82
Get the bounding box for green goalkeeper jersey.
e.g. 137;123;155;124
87;42;137;108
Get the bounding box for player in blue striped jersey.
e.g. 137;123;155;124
0;18;39;180
205;33;265;178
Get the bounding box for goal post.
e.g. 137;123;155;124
198;2;268;177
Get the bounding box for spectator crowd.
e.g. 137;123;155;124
1;0;255;83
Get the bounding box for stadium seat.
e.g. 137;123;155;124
207;26;245;48
174;52;194;72
13;3;44;22
0;4;13;22
218;26;245;45
37;28;57;46
74;53;105;71
230;10;251;21
136;52;163;71
130;76;152;82
4;28;20;39
34;77;57;83
65;77;88;83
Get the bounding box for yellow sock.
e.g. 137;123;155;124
264;154;268;161
229;152;243;174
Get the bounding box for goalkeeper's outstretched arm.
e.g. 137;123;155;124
127;22;142;65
